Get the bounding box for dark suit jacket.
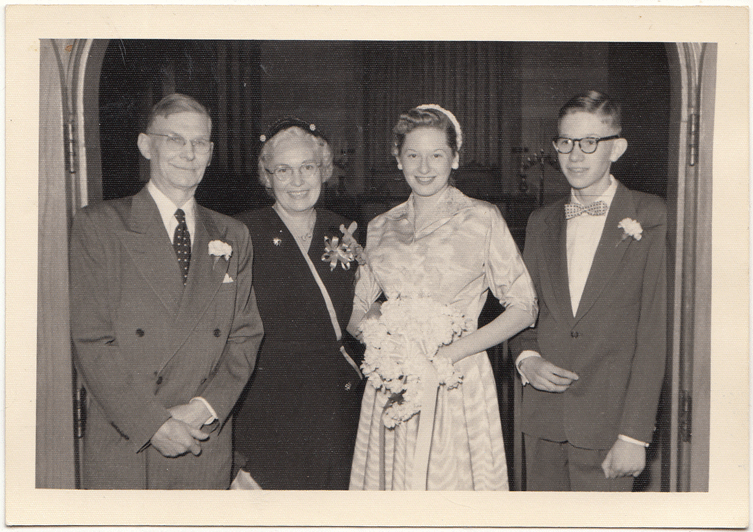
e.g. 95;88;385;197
513;181;667;449
70;186;264;489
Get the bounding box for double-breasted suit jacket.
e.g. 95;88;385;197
70;186;264;489
515;181;667;449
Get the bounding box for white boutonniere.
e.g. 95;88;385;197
273;237;282;247
209;240;233;266
618;218;643;241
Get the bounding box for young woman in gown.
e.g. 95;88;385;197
347;105;538;490
232;119;364;489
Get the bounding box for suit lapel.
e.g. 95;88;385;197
574;183;635;322
541;200;576;325
117;188;184;316
163;207;229;365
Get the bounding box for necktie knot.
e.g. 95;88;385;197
564;200;608;219
174;209;186;224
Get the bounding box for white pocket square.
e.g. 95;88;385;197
222;273;234;284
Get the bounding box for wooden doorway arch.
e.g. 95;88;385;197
37;40;714;490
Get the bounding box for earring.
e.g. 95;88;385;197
451;162;459;170
397;163;403;170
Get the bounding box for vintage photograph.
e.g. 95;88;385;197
7;4;749;528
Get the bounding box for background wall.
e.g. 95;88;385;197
98;40;668;219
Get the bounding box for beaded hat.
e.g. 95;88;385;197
259;116;325;143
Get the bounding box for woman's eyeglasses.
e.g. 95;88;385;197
266;162;321;182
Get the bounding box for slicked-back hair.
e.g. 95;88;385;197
558;90;622;133
145;93;212;132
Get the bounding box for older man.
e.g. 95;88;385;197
70;93;263;489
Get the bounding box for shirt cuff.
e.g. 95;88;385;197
515;350;541;386
190;397;218;426
618;434;649;448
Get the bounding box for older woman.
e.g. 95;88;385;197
232;118;364;490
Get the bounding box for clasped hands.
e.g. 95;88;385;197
519;356;645;478
150;401;212;458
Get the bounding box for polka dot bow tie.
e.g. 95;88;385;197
564;200;608;220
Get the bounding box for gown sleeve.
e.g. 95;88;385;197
484;205;538;321
352;221;383;317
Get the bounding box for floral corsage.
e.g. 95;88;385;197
209;240;232;266
359;292;470;428
618;218;643;241
321;221;367;271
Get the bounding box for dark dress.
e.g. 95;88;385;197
232;206;364;489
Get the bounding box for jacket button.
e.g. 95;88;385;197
571;331;579;338
136;328;145;337
213;328;221;337
156;376;163;385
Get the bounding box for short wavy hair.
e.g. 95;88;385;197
257;126;334;195
558;90;622;133
391;107;460;159
145;93;211;132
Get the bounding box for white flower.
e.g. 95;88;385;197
273;237;281;246
358;293;468;427
208;240;233;260
618;218;643;241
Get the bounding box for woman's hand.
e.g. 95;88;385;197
347;301;383;341
363;301;382;321
435;345;454;364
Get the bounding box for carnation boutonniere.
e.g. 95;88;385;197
208;240;232;266
321;221;367;271
618;218;643;242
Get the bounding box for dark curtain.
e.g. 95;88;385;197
99;39;266;215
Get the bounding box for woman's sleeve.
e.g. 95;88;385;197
485;205;538;321
352;222;382;317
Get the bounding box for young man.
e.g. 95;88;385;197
69;93;264;489
513;91;667;491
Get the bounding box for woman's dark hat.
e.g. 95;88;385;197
259;116;326;143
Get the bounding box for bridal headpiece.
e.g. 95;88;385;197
416;104;463;152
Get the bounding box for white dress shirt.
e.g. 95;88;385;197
147;180;197;248
516;176;647;447
566;175;617;316
146;181;217;424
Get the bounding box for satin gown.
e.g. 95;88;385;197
233;207;364;490
349;186;537;490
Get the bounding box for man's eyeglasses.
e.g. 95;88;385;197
552;135;620;155
266;162;321;182
148;133;213;155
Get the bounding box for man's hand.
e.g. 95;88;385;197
169;401;212;430
519;357;579;392
150;418;209;458
601;438;646;479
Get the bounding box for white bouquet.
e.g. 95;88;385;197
359;293;470;428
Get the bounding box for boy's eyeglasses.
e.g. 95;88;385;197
552;135;620;155
266;162;321;182
148;133;213;155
